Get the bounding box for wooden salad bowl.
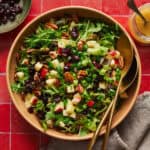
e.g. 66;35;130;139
6;6;141;141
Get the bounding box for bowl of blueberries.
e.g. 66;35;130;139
0;0;31;33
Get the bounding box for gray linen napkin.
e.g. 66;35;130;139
41;92;150;150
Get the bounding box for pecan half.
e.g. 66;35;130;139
45;22;58;30
64;72;74;83
77;70;87;79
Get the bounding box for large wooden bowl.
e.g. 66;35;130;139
6;6;141;141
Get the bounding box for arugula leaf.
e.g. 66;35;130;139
41;120;48;131
25;27;61;48
88;22;103;33
35;100;44;112
11;83;24;93
45;111;55;120
79;128;89;136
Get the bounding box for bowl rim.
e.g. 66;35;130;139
6;6;142;141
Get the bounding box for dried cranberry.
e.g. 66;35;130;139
87;100;95;107
55;108;63;113
32;98;38;105
57;47;62;55
40;67;48;78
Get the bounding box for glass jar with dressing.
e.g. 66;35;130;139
128;3;150;46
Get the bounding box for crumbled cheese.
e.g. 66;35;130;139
34;62;43;71
59;121;65;128
15;72;24;79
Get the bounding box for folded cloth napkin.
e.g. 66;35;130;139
41;92;150;150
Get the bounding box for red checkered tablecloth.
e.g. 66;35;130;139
0;0;150;149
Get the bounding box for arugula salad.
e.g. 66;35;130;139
11;15;124;135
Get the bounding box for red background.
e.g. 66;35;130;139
0;0;150;149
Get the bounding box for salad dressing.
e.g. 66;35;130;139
135;8;150;36
128;3;150;45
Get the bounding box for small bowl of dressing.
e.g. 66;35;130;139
128;3;150;46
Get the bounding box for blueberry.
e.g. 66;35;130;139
15;5;22;14
9;6;16;13
2;16;7;24
5;9;10;15
71;31;78;39
62;48;71;57
3;3;9;9
64;66;70;71
29;66;35;75
14;0;20;3
72;55;80;61
53;96;61;103
36;110;45;120
10;0;15;6
28;107;34;113
9;15;15;21
42;96;48;104
0;8;4;14
71;27;78;39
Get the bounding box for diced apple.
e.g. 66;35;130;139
72;93;81;105
49;51;58;59
51;59;60;68
69;112;76;119
99;82;107;89
25;94;37;108
49;70;58;77
46;120;53;128
54;102;64;112
66;100;75;114
46;78;57;87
